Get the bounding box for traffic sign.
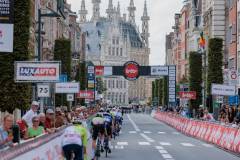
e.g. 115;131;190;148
37;84;50;97
67;94;74;102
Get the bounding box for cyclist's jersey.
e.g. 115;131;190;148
91;116;105;125
103;113;113;124
61;126;82;147
115;111;122;120
75;124;88;147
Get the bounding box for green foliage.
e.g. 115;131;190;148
54;39;72;107
207;38;223;94
152;81;155;101
189;52;202;110
96;78;106;94
163;77;168;106
158;79;163;106
0;0;32;113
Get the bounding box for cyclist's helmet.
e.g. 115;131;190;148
99;108;104;112
96;113;103;118
106;109;110;113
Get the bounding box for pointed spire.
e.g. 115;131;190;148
91;0;101;21
117;1;121;16
79;0;88;23
106;0;114;20
141;0;150;47
128;0;136;24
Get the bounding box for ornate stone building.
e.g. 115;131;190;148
79;0;150;105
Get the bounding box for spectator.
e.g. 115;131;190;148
202;109;214;121
234;107;240;124
22;101;39;127
45;109;55;129
55;108;65;128
39;113;46;128
228;107;235;123
25;116;45;138
0;114;14;149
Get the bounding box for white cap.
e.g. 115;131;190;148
31;101;39;106
46;108;54;114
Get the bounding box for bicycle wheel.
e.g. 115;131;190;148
104;137;109;158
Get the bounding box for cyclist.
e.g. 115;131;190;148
61;119;87;160
103;109;113;153
91;113;105;160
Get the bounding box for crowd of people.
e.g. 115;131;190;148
0;101;100;150
161;104;240;126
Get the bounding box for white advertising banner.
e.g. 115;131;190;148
104;66;113;76
55;82;79;93
15;61;60;82
211;84;236;96
12;136;63;160
0;23;13;52
151;66;169;76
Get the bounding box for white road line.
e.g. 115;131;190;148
155;146;164;150
115;145;124;149
140;133;155;142
159;142;171;146
172;132;180;135
127;114;140;132
181;143;195;147
138;142;151;145
158;132;166;134
129;131;137;134
202;143;213;148
162;154;173;159
117;142;128;146
158;150;168;154
143;131;152;134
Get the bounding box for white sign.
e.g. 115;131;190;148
0;23;13;52
104;66;113;76
151;66;169;76
229;70;238;85
37;84;50;97
15;61;60;82
216;96;224;104
55;82;79;93
211;84;236;96
67;94;74;101
12;136;63;160
88;66;94;74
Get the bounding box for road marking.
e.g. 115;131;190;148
202;143;213;148
109;145;114;149
127;114;140;132
117;142;128;146
115;145;124;149
162;154;173;159
158;132;166;134
138;142;151;145
181;143;195;147
129;131;137;134
158;150;168;154
155;146;164;150
159;142;171;146
143;131;152;134
140;133;155;142
172;132;180;135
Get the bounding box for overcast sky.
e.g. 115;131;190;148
67;0;183;65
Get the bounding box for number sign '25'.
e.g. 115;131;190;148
37;84;50;97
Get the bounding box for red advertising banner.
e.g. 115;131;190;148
95;66;104;76
77;91;94;99
179;91;196;100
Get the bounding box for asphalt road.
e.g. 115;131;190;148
97;113;240;160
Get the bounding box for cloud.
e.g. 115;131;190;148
67;0;182;65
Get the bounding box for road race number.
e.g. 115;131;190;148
37;84;50;97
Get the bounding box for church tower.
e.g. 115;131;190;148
106;0;114;20
91;0;101;21
141;0;150;47
128;0;136;24
79;0;88;23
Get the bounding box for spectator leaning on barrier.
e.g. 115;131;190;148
45;109;55;132
22;101;39;127
25;116;45;139
202;109;214;121
0;114;14;149
234;107;240;124
55;107;65;128
39;113;46;128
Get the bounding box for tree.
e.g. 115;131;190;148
152;81;155;102
207;38;223;112
0;0;32;113
158;79;163;106
75;61;87;105
96;78;107;94
54;39;71;107
189;51;202;112
163;77;168;106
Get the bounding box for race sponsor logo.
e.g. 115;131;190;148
124;61;139;81
19;67;56;76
